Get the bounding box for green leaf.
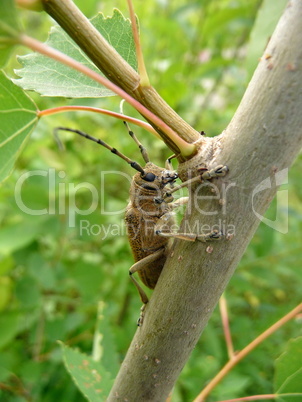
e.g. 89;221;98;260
213;371;251;399
201;6;251;39
0;71;38;182
0;312;20;349
60;342;114;401
0;255;14;276
0;0;20;67
0;276;13;311
274;337;302;401
246;0;288;77
0;217;48;257
14;9;137;98
15;275;41;309
92;302;120;377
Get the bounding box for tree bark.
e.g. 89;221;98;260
40;0;302;399
107;1;302;400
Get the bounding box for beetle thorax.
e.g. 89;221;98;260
128;162;177;215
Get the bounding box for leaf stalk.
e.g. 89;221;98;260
19;34;196;158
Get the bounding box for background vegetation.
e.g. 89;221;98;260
0;0;301;400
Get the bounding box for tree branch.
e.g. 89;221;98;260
41;0;201;155
194;303;302;401
107;1;302;400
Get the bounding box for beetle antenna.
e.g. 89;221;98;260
120;100;150;163
123;121;150;163
54;127;146;175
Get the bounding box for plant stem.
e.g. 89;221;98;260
19;34;196;158
40;0;202;153
38;106;161;139
126;0;150;87
219;294;235;360
218;395;276;402
218;394;302;402
194;304;302;401
107;1;302;398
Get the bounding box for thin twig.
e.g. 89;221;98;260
19;34;196;157
126;0;150;86
41;0;201;150
217;394;276;402
219;294;235;360
217;394;302;402
193;303;302;402
38;106;161;139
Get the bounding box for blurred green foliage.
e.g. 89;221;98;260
0;0;301;401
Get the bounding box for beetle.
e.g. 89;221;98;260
55;124;228;322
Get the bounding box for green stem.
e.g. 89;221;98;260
126;0;150;87
40;0;202;155
19;34;196;158
38;106;161;139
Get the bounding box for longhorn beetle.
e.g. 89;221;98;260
55;124;228;324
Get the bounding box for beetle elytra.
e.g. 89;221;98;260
55;125;228;323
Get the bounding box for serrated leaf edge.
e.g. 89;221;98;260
59;341;112;401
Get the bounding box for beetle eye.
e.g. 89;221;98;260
142;172;156;182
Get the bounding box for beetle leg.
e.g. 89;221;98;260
154;213;223;242
161;164;229;203
137;304;146;327
129;248;166;304
129;248;166;326
170;197;189;208
156;229;224;242
200;164;229;180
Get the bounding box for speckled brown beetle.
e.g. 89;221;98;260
55;124;228;323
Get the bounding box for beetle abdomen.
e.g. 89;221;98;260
125;205;170;289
